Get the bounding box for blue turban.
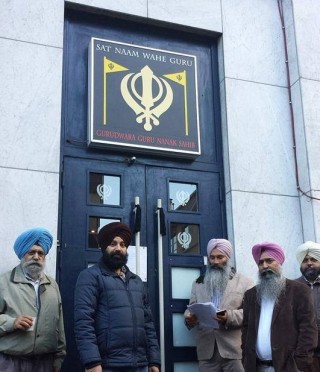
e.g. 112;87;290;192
14;227;53;259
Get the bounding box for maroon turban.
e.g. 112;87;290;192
97;222;132;250
252;241;285;265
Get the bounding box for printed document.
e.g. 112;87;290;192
187;302;220;328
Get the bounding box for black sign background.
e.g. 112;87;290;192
88;38;201;157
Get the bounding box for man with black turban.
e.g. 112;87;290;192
74;222;160;372
0;227;66;372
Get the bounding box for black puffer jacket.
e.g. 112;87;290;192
74;259;160;369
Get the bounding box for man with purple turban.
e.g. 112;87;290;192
0;227;66;372
242;242;317;372
295;241;320;371
184;238;254;371
74;222;160;372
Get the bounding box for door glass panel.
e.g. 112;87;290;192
174;362;198;372
171;267;200;299
169;182;198;212
170;223;200;254
88;216;120;248
89;173;121;205
172;313;196;347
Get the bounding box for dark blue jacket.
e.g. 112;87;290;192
74;259;160;369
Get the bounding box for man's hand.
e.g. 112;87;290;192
85;366;102;372
185;312;198;328
13;315;34;331
149;366;160;372
215;310;228;324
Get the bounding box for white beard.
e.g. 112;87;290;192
21;258;45;280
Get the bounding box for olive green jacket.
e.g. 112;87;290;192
0;264;66;369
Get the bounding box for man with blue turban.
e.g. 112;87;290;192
0;227;66;372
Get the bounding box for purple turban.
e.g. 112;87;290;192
207;239;233;259
14;227;53;259
97;222;132;250
252;242;285;265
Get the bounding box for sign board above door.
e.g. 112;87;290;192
88;38;201;158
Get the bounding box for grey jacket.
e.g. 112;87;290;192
185;269;254;360
296;275;320;356
0;264;66;369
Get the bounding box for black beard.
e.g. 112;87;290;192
209;264;225;271
301;267;320;282
102;250;128;270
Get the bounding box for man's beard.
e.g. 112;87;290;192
301;266;320;282
257;268;285;304
204;263;231;299
21;258;45;280
102;250;128;270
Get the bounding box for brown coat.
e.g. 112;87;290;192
241;279;318;372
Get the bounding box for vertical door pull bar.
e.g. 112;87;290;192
133;196;141;277
156;198;165;370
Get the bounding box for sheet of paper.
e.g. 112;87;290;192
127;245;147;282
187;302;219;328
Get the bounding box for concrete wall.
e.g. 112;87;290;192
0;0;319;281
0;0;64;276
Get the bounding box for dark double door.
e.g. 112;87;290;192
60;7;224;370
58;156;224;371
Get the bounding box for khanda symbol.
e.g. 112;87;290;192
121;65;173;131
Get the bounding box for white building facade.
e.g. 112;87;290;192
0;0;319;370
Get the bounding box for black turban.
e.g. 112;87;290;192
97;222;132;250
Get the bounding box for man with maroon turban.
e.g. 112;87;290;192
74;222;160;372
184;238;254;371
242;242;317;372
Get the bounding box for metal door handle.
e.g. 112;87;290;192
133;196;141;276
156;199;165;370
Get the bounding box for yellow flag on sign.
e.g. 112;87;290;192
163;70;187;86
104;57;128;74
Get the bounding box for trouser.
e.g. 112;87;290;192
256;366;275;372
256;363;313;372
312;356;320;372
198;344;244;372
103;368;148;372
0;352;54;372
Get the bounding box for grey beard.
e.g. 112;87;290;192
256;269;286;304
204;264;231;299
21;258;45;280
